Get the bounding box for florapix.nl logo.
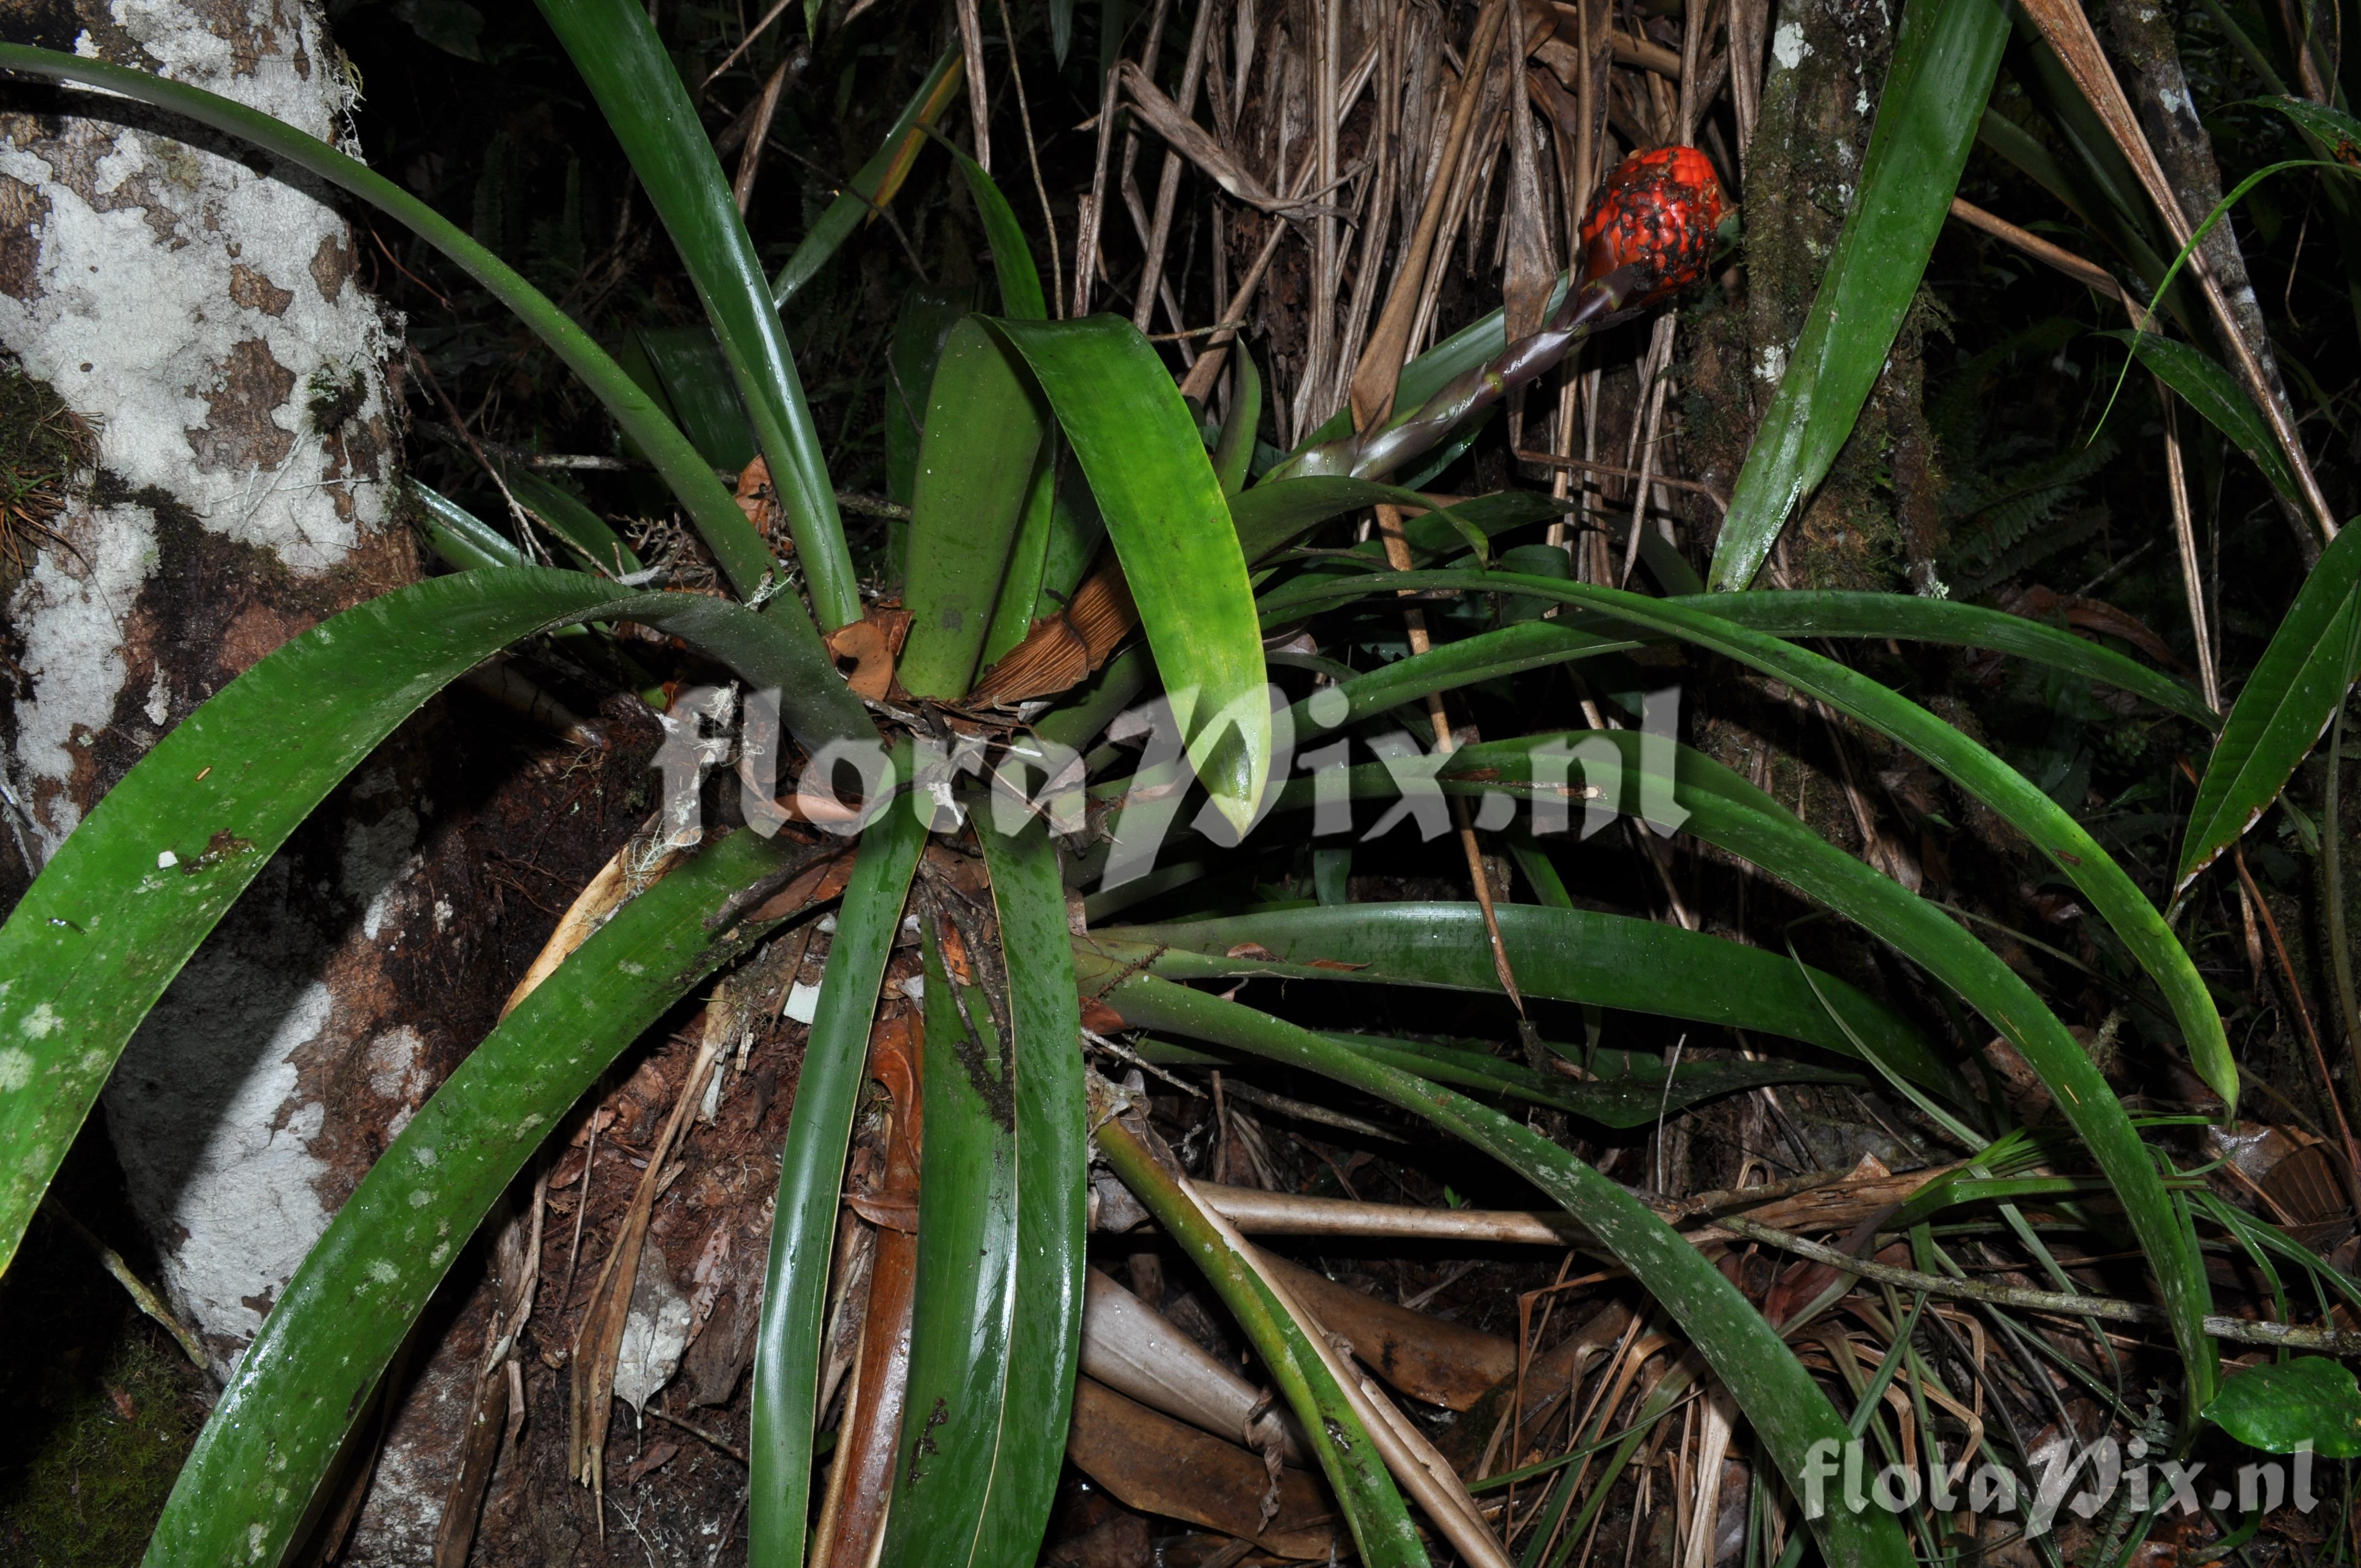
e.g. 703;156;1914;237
646;680;1691;880
1799;1433;2330;1537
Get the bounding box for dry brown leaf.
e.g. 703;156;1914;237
810;1014;926;1568
1119;64;1292;212
971;618;1094;705
824;606;911;703
1260;1255;1517;1411
1067;1379;1336;1559
1501;0;1558;345
1348;0;1511;431
971;567;1136;704
735;455;782;541
744;851;856;925
569;994;736;1511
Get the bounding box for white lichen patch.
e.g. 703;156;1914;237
0;124;389;563
341;794;421;943
1;0;398;851
0;1048;32;1092
6;502;156;857
365;1025;426;1101
1772;21;1811;69
109;967;335;1374
1756;344;1790;385
23;1001;61;1038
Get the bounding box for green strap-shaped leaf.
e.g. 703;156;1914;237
632;324;761;472
981;440;1067;667
0;45;780;603
501;466;646;578
1035;441;1111;614
1278;620;1640;731
883;290;966;593
1706;0;2010;590
145;828;823;1566
1233;477;1568;564
1662;590;2216;727
2102;330;2300;503
989;317;1269;833
2182;521;2361;886
2204;1358;2361;1457
409;479;524;570
1258;568;2235;1109
880;813;1084;1568
971;815;1087;1555
1134;1033;1863;1124
1342;730;2217;1407
937;134;1048;322
1090;1114;1429;1568
533;0;861;628
2256;96;2361;162
1260;578;2208;726
750;805;928;1568
774;49;965;308
1076;971;1914;1568
1211;347;1263;498
899;320;1051;698
0;567;868;1276
1094;903;1950;1090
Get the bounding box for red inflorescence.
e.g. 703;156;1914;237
1577;145;1727;305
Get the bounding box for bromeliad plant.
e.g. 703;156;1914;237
4;2;2358;1564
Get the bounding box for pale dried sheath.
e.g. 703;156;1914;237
1135;0;1223;333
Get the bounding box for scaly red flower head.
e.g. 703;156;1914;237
1577;145;1727;306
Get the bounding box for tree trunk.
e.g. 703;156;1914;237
0;2;568;1557
3;0;416;1348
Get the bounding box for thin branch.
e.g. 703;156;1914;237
1720;1214;2361;1353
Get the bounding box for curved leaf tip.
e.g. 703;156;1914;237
987;315;1270;834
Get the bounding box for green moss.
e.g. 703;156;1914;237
0;1194;209;1568
305;362;369;433
0;1330;205;1566
0;352;97;595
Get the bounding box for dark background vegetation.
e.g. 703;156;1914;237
6;0;2360;1557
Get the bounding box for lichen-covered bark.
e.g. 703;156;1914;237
0;11;684;1559
1683;0;1943;592
0;12;467;1559
1;0;420;1372
1;0;404;852
2104;0;2316;562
